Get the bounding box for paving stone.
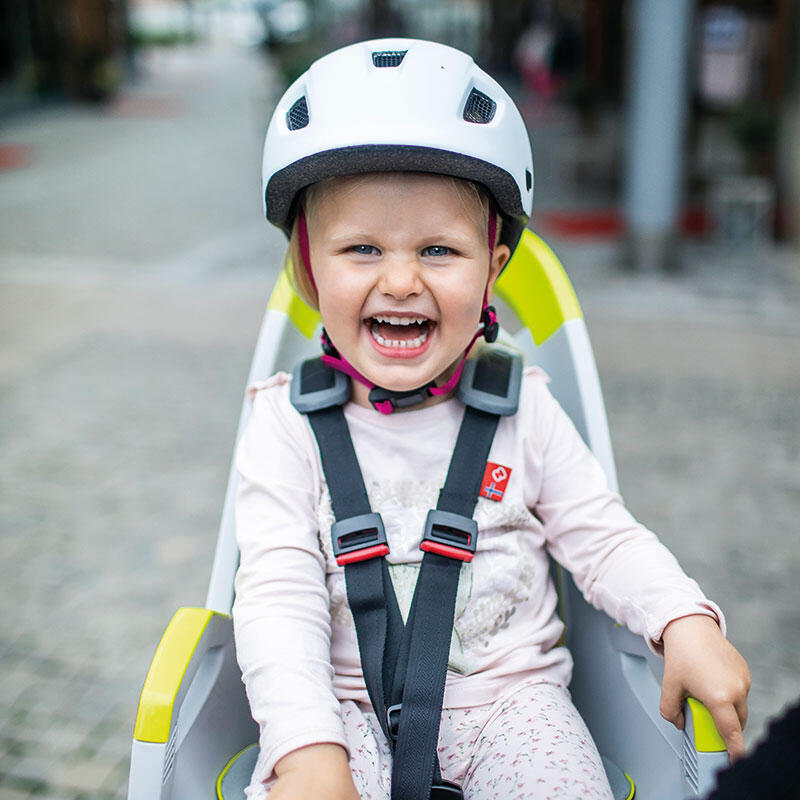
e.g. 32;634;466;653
0;771;48;795
55;756;118;796
3;752;62;789
0;784;38;800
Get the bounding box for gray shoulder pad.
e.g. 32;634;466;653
290;358;350;413
457;349;522;416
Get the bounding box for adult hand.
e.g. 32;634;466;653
269;743;361;800
660;614;750;762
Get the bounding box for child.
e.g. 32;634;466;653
233;38;750;800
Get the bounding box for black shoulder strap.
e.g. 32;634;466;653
390;352;520;800
291;350;522;800
293;358;403;745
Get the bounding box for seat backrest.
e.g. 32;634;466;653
202;233;732;797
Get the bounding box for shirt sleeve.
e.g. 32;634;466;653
232;375;348;781
527;373;725;651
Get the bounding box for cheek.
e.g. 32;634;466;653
440;271;487;321
316;271;365;329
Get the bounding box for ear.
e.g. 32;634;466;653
485;244;510;302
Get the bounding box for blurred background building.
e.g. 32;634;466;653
1;0;799;260
0;0;130;104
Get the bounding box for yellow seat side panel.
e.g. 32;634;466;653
134;607;217;743
495;229;582;345
267;264;320;339
687;697;727;752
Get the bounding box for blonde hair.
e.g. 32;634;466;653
284;172;502;310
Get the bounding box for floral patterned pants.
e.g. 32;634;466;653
262;680;614;799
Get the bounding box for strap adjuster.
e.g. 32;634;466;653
386;703;402;742
430;780;464;800
420;510;478;562
331;513;389;566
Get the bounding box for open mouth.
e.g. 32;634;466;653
367;315;434;349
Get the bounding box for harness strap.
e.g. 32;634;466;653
305;401;404;745
390;402;500;800
292;349;521;800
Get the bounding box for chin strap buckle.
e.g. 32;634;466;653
368;383;435;415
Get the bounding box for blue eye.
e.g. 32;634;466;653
422;245;451;257
351;244;379;255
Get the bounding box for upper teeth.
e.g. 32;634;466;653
373;315;427;325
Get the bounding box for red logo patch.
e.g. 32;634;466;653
480;462;511;502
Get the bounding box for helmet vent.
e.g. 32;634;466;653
372;50;407;68
463;89;496;124
286;96;309;131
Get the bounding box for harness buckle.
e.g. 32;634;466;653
386;703;402;742
331;513;389;566
420;510;478;562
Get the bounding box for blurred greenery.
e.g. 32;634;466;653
269;39;326;87
129;29;199;48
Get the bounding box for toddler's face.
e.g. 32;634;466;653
307;173;509;407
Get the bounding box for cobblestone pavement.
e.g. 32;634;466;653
1;44;799;799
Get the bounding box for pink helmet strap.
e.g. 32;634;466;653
488;206;497;261
297;207;316;292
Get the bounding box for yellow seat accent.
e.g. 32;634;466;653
686;697;726;752
495;229;582;345
624;773;635;800
134;607;219;743
267;264;320;339
217;743;258;799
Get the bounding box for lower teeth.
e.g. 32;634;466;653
370;323;429;348
369;319;431;349
373;332;426;348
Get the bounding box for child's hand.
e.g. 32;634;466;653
270;743;361;799
660;614;751;762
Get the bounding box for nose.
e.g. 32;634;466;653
376;254;424;299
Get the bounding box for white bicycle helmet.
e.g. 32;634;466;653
262;37;534;253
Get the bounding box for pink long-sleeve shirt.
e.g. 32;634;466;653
233;365;723;783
